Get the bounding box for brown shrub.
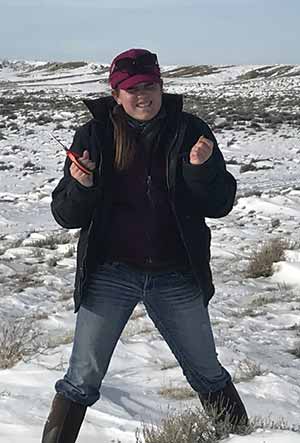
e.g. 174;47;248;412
0;320;43;369
246;238;287;278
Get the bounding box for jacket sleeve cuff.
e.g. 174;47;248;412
182;156;218;183
66;177;99;201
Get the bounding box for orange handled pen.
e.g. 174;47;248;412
50;133;93;175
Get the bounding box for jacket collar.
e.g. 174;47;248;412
83;93;183;121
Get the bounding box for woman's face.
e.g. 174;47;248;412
113;82;162;121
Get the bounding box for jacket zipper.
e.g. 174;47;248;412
145;172;154;263
146;175;154;207
166;115;194;268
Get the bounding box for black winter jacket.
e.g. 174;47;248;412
51;93;237;311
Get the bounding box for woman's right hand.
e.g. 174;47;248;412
70;150;96;188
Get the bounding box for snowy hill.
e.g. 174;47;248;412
0;60;300;442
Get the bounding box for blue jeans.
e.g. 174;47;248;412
55;262;231;406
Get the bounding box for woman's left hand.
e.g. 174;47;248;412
189;136;214;165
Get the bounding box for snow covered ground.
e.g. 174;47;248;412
0;60;300;442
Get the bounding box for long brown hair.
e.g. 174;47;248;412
110;104;137;171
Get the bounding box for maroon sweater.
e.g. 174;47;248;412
106;114;189;271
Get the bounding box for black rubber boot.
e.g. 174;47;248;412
41;393;87;443
198;381;248;432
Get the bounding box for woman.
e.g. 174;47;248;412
42;48;248;442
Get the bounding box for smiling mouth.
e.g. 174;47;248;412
137;101;152;108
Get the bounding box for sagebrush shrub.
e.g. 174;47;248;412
0;320;43;369
246;238;287;278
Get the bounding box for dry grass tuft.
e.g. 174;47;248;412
134;406;299;443
0;319;44;369
246;238;287;278
135;404;250;443
158;384;197;400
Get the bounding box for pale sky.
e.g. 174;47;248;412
1;0;299;65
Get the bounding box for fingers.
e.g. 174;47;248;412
190;136;214;165
192;137;213;156
82;150;90;160
73;150;96;173
69;150;96;187
196;136;214;149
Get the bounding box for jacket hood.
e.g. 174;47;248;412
83;93;183;121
